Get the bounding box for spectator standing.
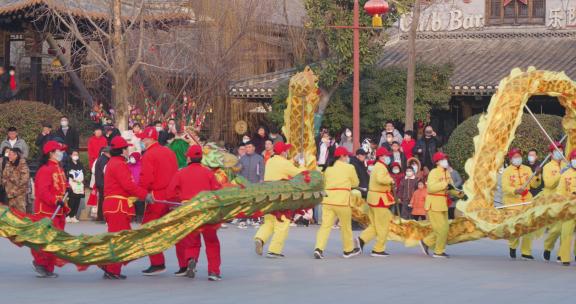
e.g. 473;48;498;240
410;180;427;221
52;76;65;109
8;66;17;99
389;162;404;216
122;123;143;154
104;124;121;145
396;166;418;219
65;150;85;223
414;125;441;171
94;146;111;222
35;123;55;152
447;163;463;219
55;116;79;151
401;130;416;160
0;127;30;159
0;66;11;102
1;148;29;213
350;149;369;198
339;128;353;152
252;126;269;155
262;139;274;164
316;132;335;171
378;121;403;147
380;132;394;151
87;126;108;168
238;142;265;228
128;152;144;223
236;143;247;158
269;127;284;144
390;141;407;169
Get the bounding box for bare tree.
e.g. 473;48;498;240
404;0;421;132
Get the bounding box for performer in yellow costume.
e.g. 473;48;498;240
254;142;306;258
357;147;396;257
313;147;360;259
420;152;453;258
541;142;568;261
501;148;541;260
556;149;576;266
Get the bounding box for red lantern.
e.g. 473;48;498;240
364;0;389;27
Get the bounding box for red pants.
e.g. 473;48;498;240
176;228;221;275
30;215;66;273
103;212;132;275
142;205;169;266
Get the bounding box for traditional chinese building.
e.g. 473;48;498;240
230;0;576;137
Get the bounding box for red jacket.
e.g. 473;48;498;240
167;163;222;202
401;139;416;160
87;136;108;168
139;142;178;213
103;156;148;215
34;160;69;217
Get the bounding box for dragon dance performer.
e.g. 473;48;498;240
31;141;70;278
556;149;576;266
166;145;223;280
502;148;541;260
420;152;454;258
313;146;360;259
100;136;150;279
541;142;568;261
357;147;396;257
254;142;306;258
137;126;179;275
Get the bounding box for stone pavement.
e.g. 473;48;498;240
0;222;573;304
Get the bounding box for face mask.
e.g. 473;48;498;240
392;168;400;174
412;165;418;173
406;171;414;177
155;126;163;132
552;151;563;160
71;155;79;161
383;156;391;165
345;131;352;137
511;157;523;167
54;151;64;162
572;160;576;168
243;137;250;143
61;120;69;127
3;152;8;157
527;155;536;163
9;70;14;76
438;159;449;169
129;157;136;164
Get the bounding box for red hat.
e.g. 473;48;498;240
137;126;158;140
273;142;292;154
110;136;132;150
42;140;67;155
432;152;448;163
187;145;203;158
130;152;141;161
508;148;522;159
570;149;576;160
375;147;391;157
334;146;352;158
549;142;564;152
391;162;401;168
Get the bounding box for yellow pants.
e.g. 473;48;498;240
558;220;576;263
423;210;449;255
254;214;291;254
543;222;563;251
508;235;533;256
314;205;354;252
358;207;392;252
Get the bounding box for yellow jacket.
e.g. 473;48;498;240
367;161;395;207
425;166;452;212
323;160;360;206
502;164;541;208
542;160;567;195
264;155;305;182
556;167;576;195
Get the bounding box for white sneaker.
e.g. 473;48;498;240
289;223;297;227
71;217;79;223
65;217;72;223
220;223;228;229
238;222;248;229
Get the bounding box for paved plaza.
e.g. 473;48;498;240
0;222;574;304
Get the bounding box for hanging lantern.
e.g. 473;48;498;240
364;0;390;28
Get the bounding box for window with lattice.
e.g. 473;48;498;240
486;0;545;25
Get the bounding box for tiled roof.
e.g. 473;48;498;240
229;68;298;98
377;30;576;95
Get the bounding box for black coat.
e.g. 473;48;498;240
55;127;80;151
350;157;369;190
94;154;109;190
414;136;441;170
0;73;11;102
35;132;56;150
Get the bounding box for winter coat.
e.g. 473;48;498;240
65;159;85;197
396;177;418;203
0;138;30;159
87;135;108;168
55;127;80;151
251;134;268;155
35;132;56;151
414;136;441;170
339;134;353;152
239;153;265;183
401;139;416;159
128;161;142;185
378;129;403;147
94;154;110;190
410;188;427;216
350;156;369;190
0;72;11;102
1;158;29;212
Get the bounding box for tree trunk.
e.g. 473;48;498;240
111;0;129;131
315;86;338;133
404;0;421;132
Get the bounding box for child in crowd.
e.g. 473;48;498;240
401;130;416;160
396;167;418;219
410;180;427;221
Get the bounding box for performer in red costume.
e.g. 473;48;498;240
31;141;70;278
138;126;178;275
167;145;223;281
100;136;150;279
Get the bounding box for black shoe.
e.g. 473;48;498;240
103;272;126;280
543;250;551;261
208;273;222;281
43;271;59;278
255;238;264;256
370;251;390;257
562;262;571;266
432;253;450;259
174;267;188;277
313;248;324;259
142;265;166;276
420;240;430;256
357;237;365;253
557;256;561;263
32;262;48;277
266;252;285;259
509;248;517;259
343;248;361;259
186;259;197;278
521;254;535;261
